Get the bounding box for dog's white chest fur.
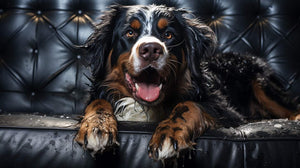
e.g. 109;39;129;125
114;97;163;122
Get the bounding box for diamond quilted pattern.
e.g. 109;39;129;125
183;0;300;94
0;0;299;115
0;0;100;114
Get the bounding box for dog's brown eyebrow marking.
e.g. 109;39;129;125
130;19;141;29
157;18;169;29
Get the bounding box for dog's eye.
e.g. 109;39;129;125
126;30;135;38
163;32;173;39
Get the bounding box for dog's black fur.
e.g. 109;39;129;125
76;5;300;160
85;5;298;125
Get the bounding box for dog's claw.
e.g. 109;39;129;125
155;149;159;159
173;139;178;151
84;133;88;148
147;146;151;154
97;130;102;138
109;132;113;145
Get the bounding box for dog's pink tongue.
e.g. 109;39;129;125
136;83;160;102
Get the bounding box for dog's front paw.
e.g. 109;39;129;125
148;119;195;160
75;111;118;156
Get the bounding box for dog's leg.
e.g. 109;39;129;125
252;80;300;120
75;99;118;156
208;52;300;120
148;101;215;160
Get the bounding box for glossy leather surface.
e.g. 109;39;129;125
0;120;299;168
0;0;300;167
0;0;299;115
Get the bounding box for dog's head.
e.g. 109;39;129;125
86;5;216;106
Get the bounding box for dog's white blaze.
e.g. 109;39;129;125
130;36;169;73
143;6;155;35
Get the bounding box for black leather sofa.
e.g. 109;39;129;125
0;0;300;167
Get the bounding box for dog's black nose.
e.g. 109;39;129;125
139;43;163;61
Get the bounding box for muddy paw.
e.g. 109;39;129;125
75;111;119;156
148;119;195;160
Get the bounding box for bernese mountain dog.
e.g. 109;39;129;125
75;5;300;160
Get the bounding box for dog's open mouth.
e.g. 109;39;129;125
125;68;164;103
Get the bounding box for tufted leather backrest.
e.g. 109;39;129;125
1;0;299;115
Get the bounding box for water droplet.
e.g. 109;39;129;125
274;124;282;128
189;150;192;160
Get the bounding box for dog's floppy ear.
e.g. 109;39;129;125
183;15;217;78
85;5;122;79
83;5;122;99
175;9;217;98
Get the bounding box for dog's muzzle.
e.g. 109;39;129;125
130;36;168;73
126;36;168;103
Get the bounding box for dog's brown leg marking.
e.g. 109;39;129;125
148;101;215;160
171;105;189;122
252;81;299;120
289;113;300;120
75;99;118;156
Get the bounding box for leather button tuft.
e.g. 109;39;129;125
77;55;81;59
31;92;36;96
78;10;82;15
37;10;42;15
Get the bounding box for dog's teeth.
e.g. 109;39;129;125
159;84;162;90
135;83;139;90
